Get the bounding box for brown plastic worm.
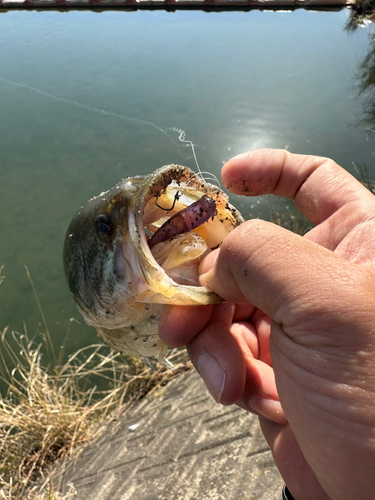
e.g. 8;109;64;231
148;195;217;250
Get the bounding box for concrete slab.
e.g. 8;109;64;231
51;370;284;500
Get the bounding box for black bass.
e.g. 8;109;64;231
63;164;243;362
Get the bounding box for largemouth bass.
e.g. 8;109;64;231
63;164;243;361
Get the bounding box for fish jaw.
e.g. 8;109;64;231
127;205;222;306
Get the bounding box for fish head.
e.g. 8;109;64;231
63;164;243;338
63;176;157;332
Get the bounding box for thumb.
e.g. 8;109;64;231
200;219;371;340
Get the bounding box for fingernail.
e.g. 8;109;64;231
198;251;219;286
196;353;226;403
199;251;219;275
250;396;286;424
198;269;213;288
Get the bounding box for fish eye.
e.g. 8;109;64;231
95;214;114;237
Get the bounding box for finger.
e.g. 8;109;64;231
230;321;259;359
159;304;213;347
230;324;285;423
233;302;256;322
252;311;272;366
186;308;246;405
199;218;367;331
237;358;286;425
222;149;375;227
229;312;272;366
187;314;286;423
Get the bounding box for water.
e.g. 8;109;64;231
0;9;374;360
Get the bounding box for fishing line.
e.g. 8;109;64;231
166;127;203;178
0;76;205;179
185;171;221;190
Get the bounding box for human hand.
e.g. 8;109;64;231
159;149;375;500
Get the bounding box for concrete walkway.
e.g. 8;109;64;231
51;370;284;499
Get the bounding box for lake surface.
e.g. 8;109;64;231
1;9;375;362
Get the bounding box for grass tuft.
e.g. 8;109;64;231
0;268;190;500
0;326;189;499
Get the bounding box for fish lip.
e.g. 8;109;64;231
126;164;242;306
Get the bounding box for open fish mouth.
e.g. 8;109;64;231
63;164;243;359
127;164;243;305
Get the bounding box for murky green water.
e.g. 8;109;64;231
1;9;375;360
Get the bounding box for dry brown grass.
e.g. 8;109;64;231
1;480;77;500
0;266;190;500
0;326;190;500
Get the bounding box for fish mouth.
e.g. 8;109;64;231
126;164;243;306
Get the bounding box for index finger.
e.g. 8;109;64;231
222;149;375;226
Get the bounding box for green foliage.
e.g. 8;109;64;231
346;0;375;32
